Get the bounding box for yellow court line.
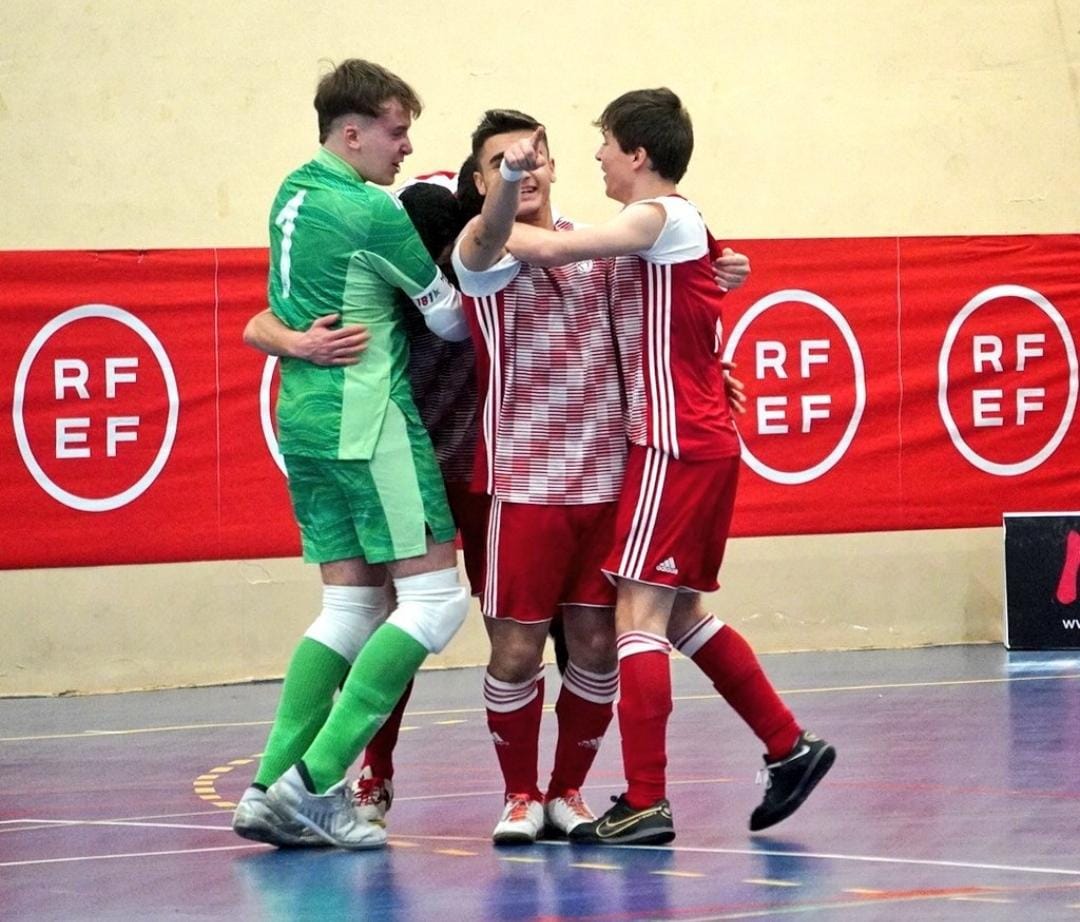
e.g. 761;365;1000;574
744;878;801;887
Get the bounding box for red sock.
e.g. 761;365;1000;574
616;632;672;808
484;671;545;801
677;618;799;760
546;662;617;798
360;679;413;780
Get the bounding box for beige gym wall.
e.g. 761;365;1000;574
2;1;1079;695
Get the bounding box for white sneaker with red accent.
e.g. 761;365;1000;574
353;766;394;825
543;788;596;837
492;793;544;845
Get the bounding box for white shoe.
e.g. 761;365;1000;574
266;766;388;850
544;789;596;836
232;786;325;847
353;765;394;824
492;793;544;845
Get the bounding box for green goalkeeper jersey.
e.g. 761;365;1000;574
268;147;444;460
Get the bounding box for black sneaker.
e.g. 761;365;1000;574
749;730;835;831
569;794;675;845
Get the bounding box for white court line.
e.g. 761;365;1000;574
4;817;1079;880
5;819;234;831
659;844;1080;879
0;809;230;835
373;832;1080;879
4;672;1078;744
0;844;267;868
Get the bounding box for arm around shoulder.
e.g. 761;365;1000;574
507;202;666;267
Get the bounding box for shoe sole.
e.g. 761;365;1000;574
543;819;593;839
570;827;676;846
492;830;541;845
265;794;388;850
232;812;324;848
749;744;836;832
286;808;389;850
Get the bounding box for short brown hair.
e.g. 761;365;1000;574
469;108;543;160
314;59;422;143
596;88;693;182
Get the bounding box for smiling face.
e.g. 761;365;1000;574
474;129;555;224
350;98;415;185
595;129;638;204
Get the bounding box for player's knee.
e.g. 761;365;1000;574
566;632;616;673
386;567;469;654
489;641;544;683
304;584;389;662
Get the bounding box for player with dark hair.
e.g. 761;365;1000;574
505;88;834;845
453;109;626;844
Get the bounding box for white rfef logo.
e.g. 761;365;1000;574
260;355;287;475
12;304;179;512
723;289;866;485
938;284;1078;477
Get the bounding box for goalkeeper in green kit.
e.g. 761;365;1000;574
231;59;470;850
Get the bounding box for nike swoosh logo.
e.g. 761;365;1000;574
782;744;811;764
595;804;671;838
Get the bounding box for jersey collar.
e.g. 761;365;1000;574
315;147;368;185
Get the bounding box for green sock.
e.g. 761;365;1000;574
253;637;350;788
302;624;428;793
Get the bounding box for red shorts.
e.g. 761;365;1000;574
483;499;617;622
603;445;740;593
445;480;490;595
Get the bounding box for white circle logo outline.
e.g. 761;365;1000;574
259;355;287;475
12;304;180;512
722;289;867;485
938;283;1078;477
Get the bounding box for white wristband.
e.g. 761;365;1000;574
499;159;524;182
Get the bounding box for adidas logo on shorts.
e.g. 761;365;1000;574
656;557;679;575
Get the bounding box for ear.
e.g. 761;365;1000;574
340;117;363;151
631;147;649;171
474;169;488;198
548;156;556;184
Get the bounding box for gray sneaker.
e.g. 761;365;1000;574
266;766;388;850
232;786;324;848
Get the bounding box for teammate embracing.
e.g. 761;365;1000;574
231;59;471;850
506;88;835;845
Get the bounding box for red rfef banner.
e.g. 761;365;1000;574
721;235;1080;535
0;236;1077;569
0;249;297;568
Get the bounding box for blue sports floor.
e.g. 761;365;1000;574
3;645;1080;921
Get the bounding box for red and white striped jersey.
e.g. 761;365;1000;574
452;218;627;505
609;196;741;461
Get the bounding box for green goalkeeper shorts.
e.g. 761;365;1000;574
283;402;456;564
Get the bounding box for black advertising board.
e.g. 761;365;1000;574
1004;513;1080;649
